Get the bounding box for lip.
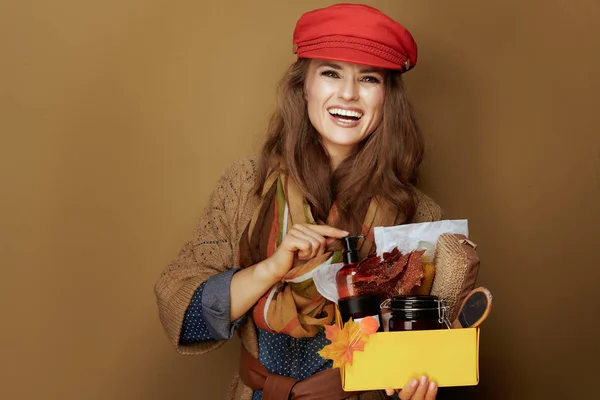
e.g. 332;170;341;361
326;105;364;114
328;112;362;128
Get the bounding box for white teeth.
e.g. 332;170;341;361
328;108;363;118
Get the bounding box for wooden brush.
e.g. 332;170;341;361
451;287;493;329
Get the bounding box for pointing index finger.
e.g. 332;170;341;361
305;224;349;239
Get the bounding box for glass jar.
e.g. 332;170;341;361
388;295;446;332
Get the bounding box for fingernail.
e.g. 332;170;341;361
420;376;428;385
410;379;418;388
429;381;437;391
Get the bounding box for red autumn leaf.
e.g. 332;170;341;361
398;249;426;295
388;252;410;277
362;250;409;295
368;268;387;284
351;247;429;298
355;253;382;275
382;247;402;263
376;281;398;298
353;280;379;295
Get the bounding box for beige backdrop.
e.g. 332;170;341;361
2;1;599;399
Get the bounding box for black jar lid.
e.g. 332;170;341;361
390;295;441;312
338;294;381;319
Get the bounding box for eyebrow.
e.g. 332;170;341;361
318;62;384;75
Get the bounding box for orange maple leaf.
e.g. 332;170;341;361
323;323;342;342
318;318;373;368
318;338;352;368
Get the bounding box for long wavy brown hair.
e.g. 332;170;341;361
255;58;424;233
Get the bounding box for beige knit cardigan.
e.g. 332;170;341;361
155;158;443;400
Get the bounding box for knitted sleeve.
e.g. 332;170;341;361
154;158;258;356
413;189;444;223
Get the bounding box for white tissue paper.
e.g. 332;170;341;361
374;219;469;256
312;257;344;303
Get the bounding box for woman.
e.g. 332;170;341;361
156;4;442;400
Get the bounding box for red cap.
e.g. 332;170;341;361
292;3;417;72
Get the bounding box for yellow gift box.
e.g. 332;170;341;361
335;309;480;391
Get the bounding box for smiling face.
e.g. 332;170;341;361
304;59;386;168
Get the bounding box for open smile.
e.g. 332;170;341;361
327;106;364;128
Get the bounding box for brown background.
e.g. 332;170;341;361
1;0;599;399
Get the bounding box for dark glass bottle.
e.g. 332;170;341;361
335;235;363;299
336;236;383;332
388;295;445;332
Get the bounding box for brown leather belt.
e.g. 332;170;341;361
238;345;358;400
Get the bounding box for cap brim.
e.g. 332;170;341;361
298;47;404;71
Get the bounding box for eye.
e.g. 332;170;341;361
360;75;381;84
321;69;340;79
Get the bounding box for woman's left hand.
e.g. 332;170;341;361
385;376;437;400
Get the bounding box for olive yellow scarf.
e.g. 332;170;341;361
238;171;397;338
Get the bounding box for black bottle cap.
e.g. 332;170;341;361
341;235;364;264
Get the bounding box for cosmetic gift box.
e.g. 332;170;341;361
335;306;480;391
325;220;483;390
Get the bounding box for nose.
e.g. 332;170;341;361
338;77;359;102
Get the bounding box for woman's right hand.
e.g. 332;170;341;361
230;224;349;321
264;224;349;279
